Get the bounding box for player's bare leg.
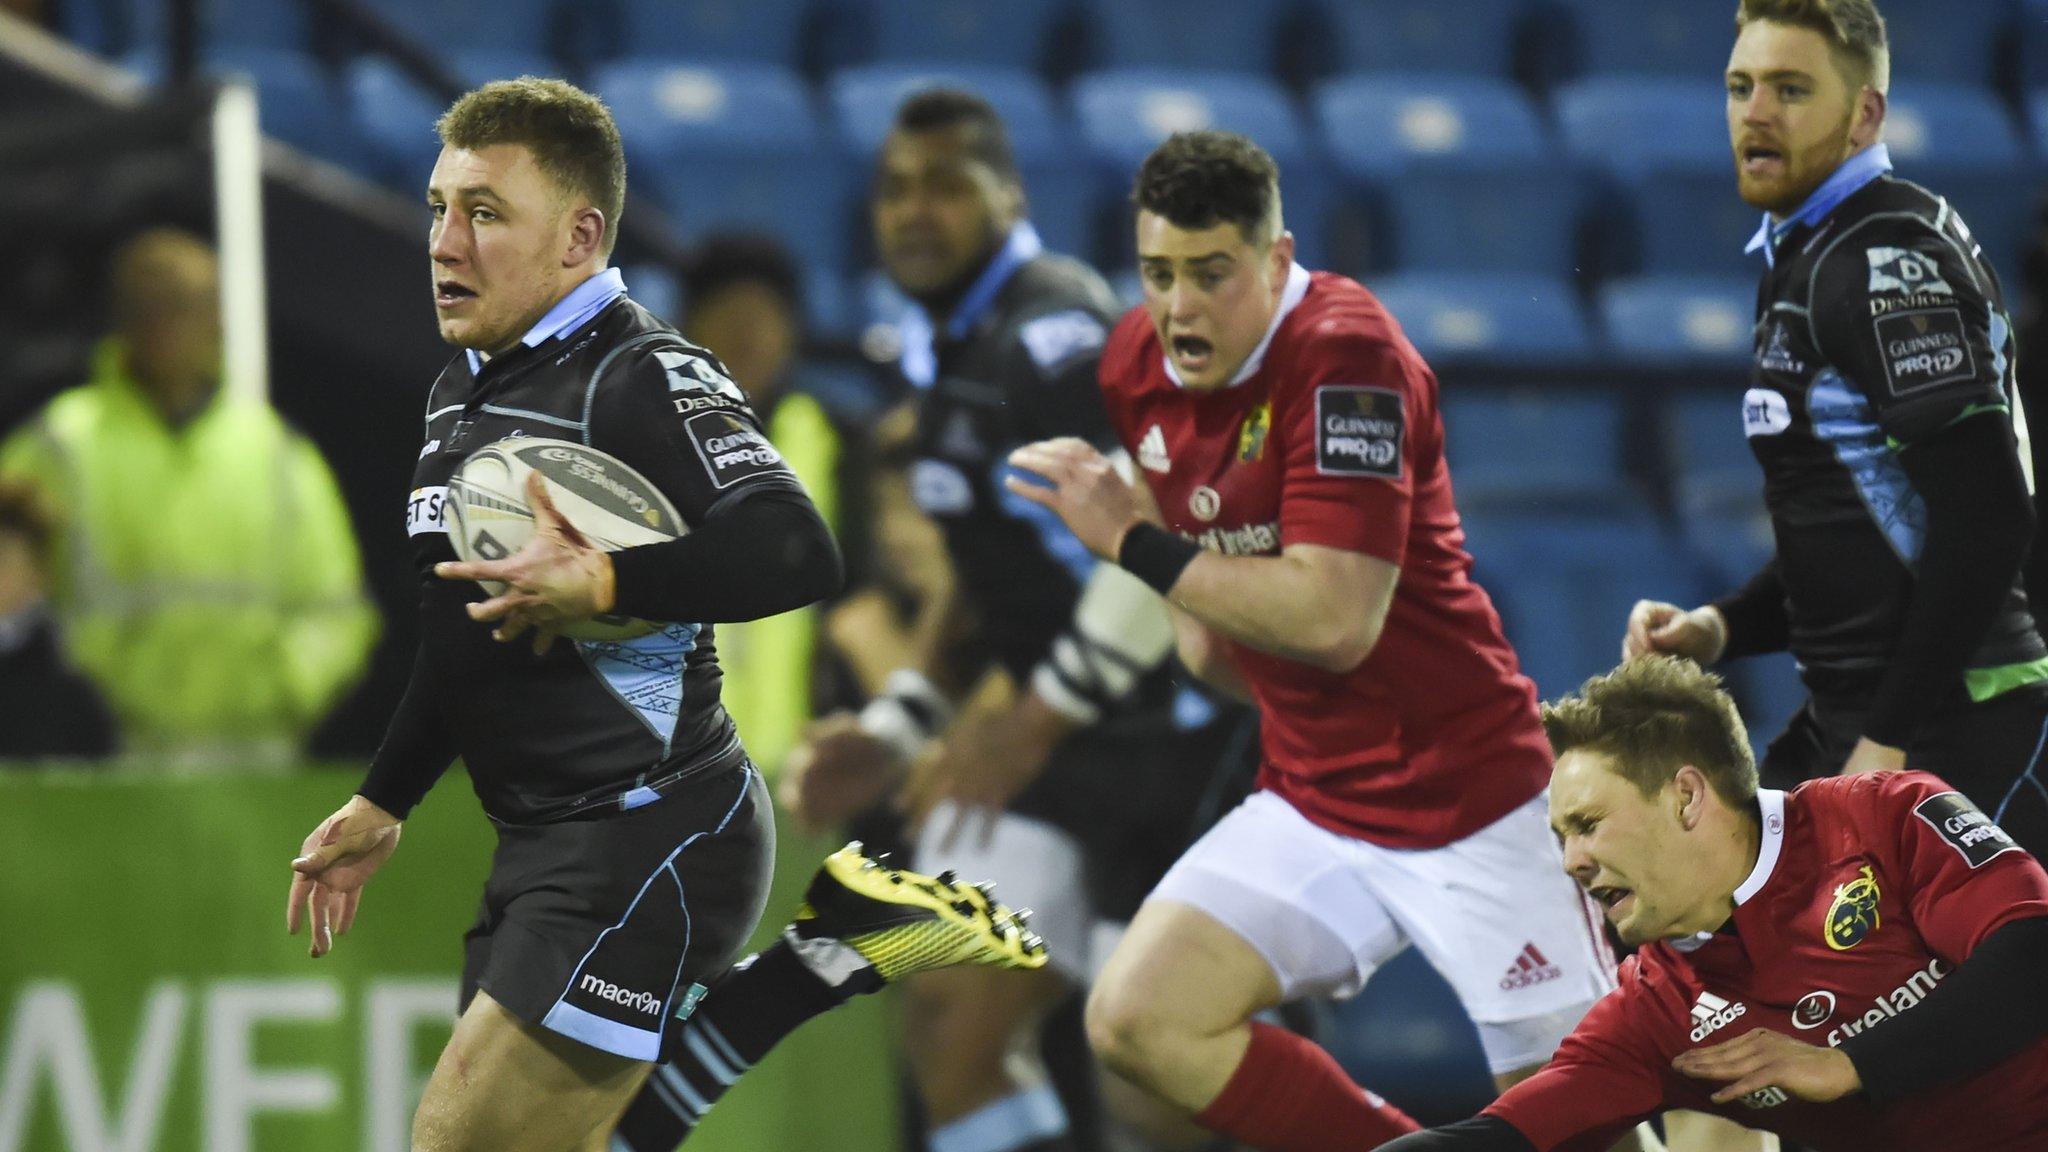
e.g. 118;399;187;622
413;990;652;1152
1098;1065;1233;1151
1087;899;1418;1150
1086;900;1279;1109
902;963;1071;1134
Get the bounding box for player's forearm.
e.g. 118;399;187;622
1166;549;1379;672
610;488;844;624
1863;413;2032;746
1839;915;2048;1103
1709;557;1790;661
1171;610;1252;702
355;649;457;820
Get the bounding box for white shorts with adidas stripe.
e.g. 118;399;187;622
1148;788;1617;1074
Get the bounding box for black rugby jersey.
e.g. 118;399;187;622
1740;152;2044;696
396;272;810;824
901;225;1131;683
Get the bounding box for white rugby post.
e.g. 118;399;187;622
211;78;269;404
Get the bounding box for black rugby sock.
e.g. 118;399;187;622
611;939;852;1150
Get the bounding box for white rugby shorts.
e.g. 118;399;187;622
1149;789;1617;1073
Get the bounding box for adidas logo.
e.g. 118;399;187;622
1498;942;1564;991
1138;425;1171;473
1689;990;1747;1042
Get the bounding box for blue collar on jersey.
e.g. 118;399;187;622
1744;144;1892;269
466;267;628;374
898;222;1043;390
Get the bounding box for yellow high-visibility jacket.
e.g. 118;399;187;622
0;343;378;754
716;389;840;779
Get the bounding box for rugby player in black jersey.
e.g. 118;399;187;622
1625;0;2048;857
280;78;1043;1152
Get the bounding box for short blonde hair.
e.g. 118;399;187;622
1737;0;1891;93
1542;657;1759;808
437;78;627;256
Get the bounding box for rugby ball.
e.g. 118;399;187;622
445;437;685;641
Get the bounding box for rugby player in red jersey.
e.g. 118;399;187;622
1006;130;1626;1152
1375;655;2048;1150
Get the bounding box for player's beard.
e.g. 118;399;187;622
1740;105;1857;216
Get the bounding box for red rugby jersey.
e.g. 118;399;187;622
1486;771;2048;1151
1097;267;1549;848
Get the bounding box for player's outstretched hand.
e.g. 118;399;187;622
906;693;1067;852
287;796;402;958
1672;1028;1861;1105
780;712;911;834
1622;600;1728;665
1005;438;1142;561
434;473;613;654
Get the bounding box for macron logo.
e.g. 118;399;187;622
1689;990;1747;1042
579;974;662;1015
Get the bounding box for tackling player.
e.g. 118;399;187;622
281;79;1042;1152
1378;655;2048;1150
767;89;1255;1152
1622;0;2048;855
1011;131;1619;1151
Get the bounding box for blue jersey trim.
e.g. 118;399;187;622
1808;370;1926;563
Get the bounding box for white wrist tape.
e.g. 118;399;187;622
857;668;952;763
1031;561;1176;725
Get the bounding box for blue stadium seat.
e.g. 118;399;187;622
1368;273;1591;362
1937;176;2037;287
127;49;368;171
1442;389;1635;509
1882;0;2013;87
1380;165;1580;274
1630;171;1766;277
1326;950;1494;1119
1461;509;1709;700
825;66;1107;264
1073;70;1309;168
597;62;857;274
1665;391;1763;524
859;0;1069;69
1556;78;1731;182
356;0;558;55
66;0;306;54
612;0;812;64
1884;83;2027;172
1083;0;1293;73
1072;70;1329;262
351;53;561;188
1558;0;1735;79
2028;0;2048;91
1319;0;1529;78
1883;85;2030;280
1599;275;1755;365
1317;75;1548;176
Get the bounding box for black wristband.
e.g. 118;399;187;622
1118;522;1201;595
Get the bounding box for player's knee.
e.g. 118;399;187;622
1084;978;1173;1083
